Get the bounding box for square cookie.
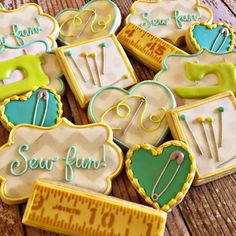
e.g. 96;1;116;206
167;92;236;185
56;34;138;108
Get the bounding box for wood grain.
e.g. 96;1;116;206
0;0;235;236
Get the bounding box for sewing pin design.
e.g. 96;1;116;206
101;42;107;74
207;117;220;162
81;52;96;85
197;117;213;159
180;114;203;155
33;90;49;126
90;52;101;87
211;28;230;53
218;106;224;147
66;50;87;82
151;150;184;201
122;96;146;136
77;9;96;39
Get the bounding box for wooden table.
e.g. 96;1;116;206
0;0;235;235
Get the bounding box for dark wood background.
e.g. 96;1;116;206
0;0;235;235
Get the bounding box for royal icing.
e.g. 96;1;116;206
23;180;167;236
167;92;236;185
55;0;121;45
88;81;176;149
0;118;123;204
56;34;138;109
0;54;49;101
126;0;213;44
186;22;235;53
126;142;196;212
0;3;59;54
0;87;63;130
155;49;236;106
42;53;65;95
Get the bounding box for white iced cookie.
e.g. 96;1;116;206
0;3;59;58
126;0;213;45
155;50;236;106
0;118;123;204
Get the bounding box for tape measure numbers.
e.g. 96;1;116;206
23;181;167;236
117;23;186;71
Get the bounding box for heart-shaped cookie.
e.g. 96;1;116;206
0;87;63;130
186;22;235;53
126;141;196;211
55;0;121;45
88;81;176;148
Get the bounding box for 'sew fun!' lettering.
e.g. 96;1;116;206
9;144;107;182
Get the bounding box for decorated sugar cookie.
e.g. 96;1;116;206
0;118;123;204
126;141;196;211
0;54;49;101
55;0;121;45
186;22;235;53
88;81;176;149
126;0;213;45
56;34;138;108
167;92;236;185
155;49;236;106
42;53;65;95
0;3;59;55
0;87;63;130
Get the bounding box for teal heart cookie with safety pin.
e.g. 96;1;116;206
0;87;63;130
186;22;235;53
126;141;196;212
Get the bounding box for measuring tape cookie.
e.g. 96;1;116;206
88;81;176;149
56;34;138;109
126;141;196;212
0;54;49;101
23;180;167;236
155;49;236;106
126;0;213;45
0;3;59;57
186;22;235;53
0;87;63;131
117;23;187;72
167;92;236;185
0;118;123;204
55;0;121;45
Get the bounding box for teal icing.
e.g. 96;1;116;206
10;144;59;176
54;0;122;45
64;144;107;182
172;9;201;29
192;25;233;53
88;80;176;149
139;12;169;30
154;49;236;81
0;39;50;54
4;88;60;127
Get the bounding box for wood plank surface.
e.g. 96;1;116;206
0;0;235;236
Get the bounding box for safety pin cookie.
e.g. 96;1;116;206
0;54;49;101
0;118;123;204
0;87;63;131
55;0;121;45
23;180;167;236
126;0;213;45
155;49;236;106
167;92;236;185
126;141;195;212
186;22;235;53
56;34;138;108
0;3;59;55
88;81;176;149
